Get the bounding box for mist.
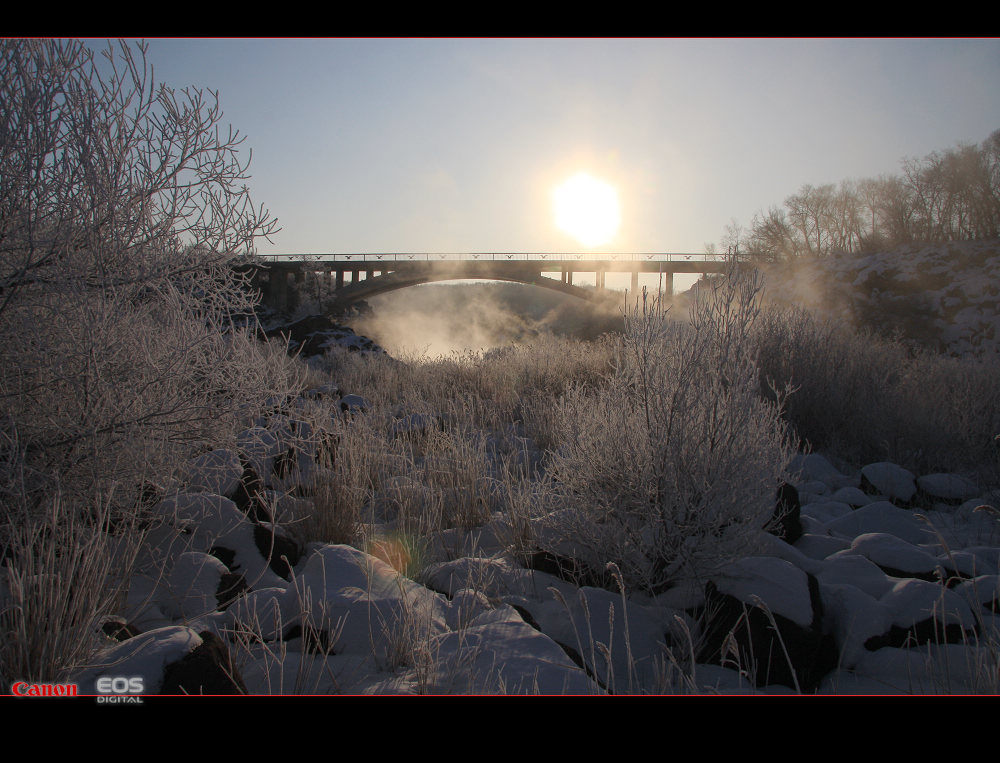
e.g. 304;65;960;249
349;281;626;358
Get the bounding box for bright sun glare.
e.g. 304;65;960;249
552;172;621;248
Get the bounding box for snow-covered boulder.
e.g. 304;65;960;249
281;544;450;667
824;501;934;546
183;449;243;497
861;462;917;505
697;557;837;692
865;578;978;650
161;552;231;621
832;532;942;580
917;473;980;503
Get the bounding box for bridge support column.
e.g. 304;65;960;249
631;270;638;295
335;270;344;290
269;268;289;311
597;269;605;290
664;271;674;296
366;269;373;281
351;269;359;284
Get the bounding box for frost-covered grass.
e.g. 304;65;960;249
756;303;1000;481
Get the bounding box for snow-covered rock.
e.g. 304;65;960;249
917;473;980;502
861;462;917;504
183;449;243;497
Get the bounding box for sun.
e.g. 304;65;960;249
552;172;621;248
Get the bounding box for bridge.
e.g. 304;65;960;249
244;253;730;314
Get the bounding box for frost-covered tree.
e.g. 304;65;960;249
0;38;308;690
0;38;294;511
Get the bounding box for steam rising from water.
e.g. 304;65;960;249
350;282;625;358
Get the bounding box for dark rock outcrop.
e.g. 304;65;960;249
769;482;804;544
694;574;838;693
160;631;247;695
252;524;301;581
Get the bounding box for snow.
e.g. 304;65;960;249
918;473;980;502
183;449;243;497
824;501;935;546
59;427;1000;696
861;462;917;504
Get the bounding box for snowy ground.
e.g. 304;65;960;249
67;395;1000;696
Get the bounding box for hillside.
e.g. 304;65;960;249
758;240;1000;358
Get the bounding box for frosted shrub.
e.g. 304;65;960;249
542;266;795;592
755;305;1000;477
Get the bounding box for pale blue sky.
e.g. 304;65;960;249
113;38;1000;256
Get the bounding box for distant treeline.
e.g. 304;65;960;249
723;129;1000;261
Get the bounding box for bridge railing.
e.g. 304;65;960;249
257;252;728;263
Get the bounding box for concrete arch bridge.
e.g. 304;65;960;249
246;253;729;314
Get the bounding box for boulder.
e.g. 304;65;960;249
769;483;803;544
861;462;917;505
160;631;247;695
696;559;838;693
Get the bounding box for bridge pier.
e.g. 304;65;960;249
631;270;638;294
269;268;289;311
662;270;674;296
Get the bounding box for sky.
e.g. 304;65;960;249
97;38;1000;257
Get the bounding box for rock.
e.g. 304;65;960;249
523;549;616;591
832;532;943;582
153;493;250;549
791;453;851;489
165;552;230;620
815;553;895;599
830;486;874;507
917;473;980;503
696;564;838;693
216;572;249;611
824;501;933;546
769;483;803;544
183;449;243;497
252;524;302;581
861;462;917;505
160;631;247;695
340;394;369;414
863;578;978;651
283;544;450;667
236;426;283;479
101;616;139;642
228;458;272;523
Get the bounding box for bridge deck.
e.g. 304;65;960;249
259;252;725;265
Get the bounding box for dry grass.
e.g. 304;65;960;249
0;492;146;691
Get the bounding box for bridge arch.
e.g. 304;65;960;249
327;269;603;313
